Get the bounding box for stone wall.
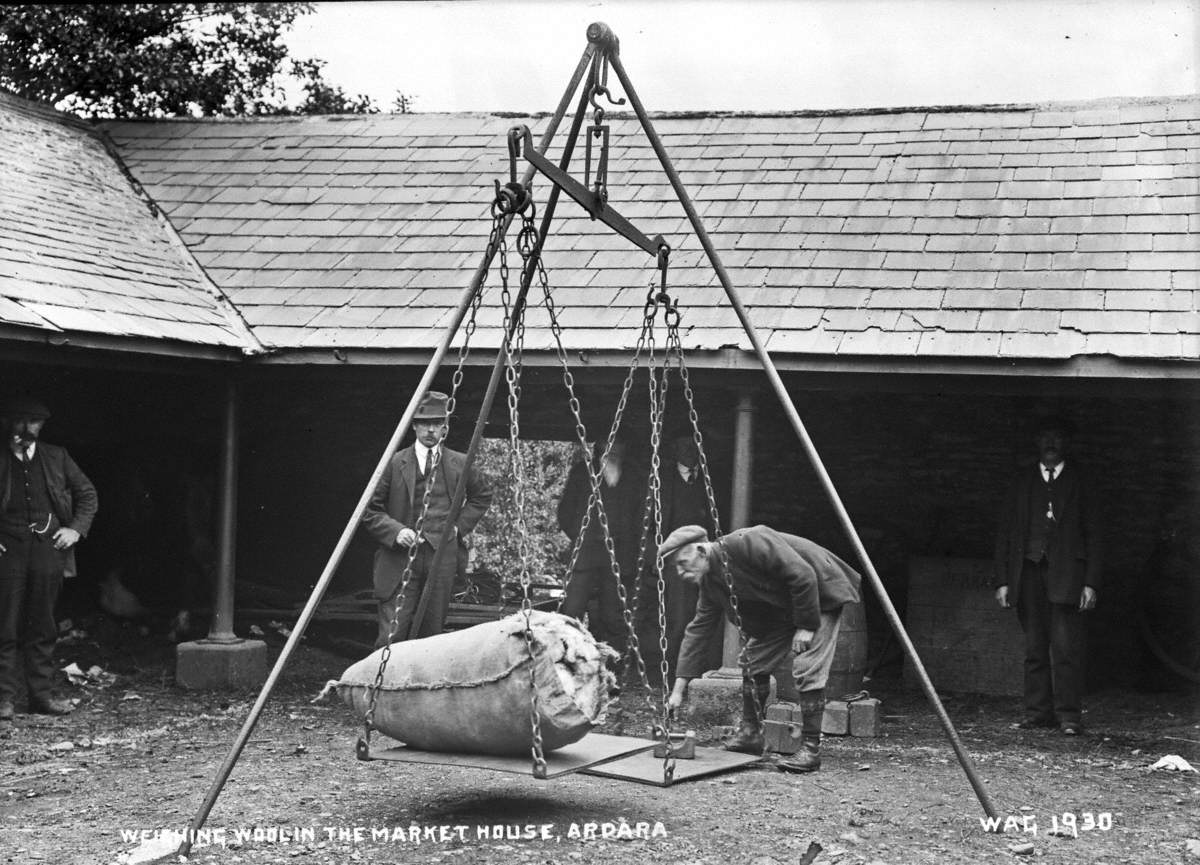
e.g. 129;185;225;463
748;381;1200;691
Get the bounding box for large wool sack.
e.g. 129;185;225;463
334;610;618;755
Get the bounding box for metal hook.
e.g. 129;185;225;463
507;127;524;185
494;127;533;215
590;84;626;111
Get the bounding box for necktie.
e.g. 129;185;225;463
1044;466;1055;519
422;451;431;478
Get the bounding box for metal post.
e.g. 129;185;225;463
205;376;240;643
176;42;599;859
608;45;999;820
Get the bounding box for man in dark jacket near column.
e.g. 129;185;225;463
0;398;97;734
993;415;1101;735
664;524;861;772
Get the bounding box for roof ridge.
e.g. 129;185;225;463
95;92;1200;125
0;88;98;133
90;126;268;357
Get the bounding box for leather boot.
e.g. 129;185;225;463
724;676;770;754
779;689;824;773
723;720;765;754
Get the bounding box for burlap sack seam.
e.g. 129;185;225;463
341;656;530;692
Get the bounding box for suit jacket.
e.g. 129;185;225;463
993;461;1102;605
0;442;98;577
675;525;862;679
659;463;714;535
556;458;644;574
362;444;492;599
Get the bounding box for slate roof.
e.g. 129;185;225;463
13;94;1200;369
0;93;254;354
100;96;1200;368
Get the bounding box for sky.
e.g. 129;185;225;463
285;0;1199;114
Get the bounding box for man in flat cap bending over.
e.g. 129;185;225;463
663;524;861;772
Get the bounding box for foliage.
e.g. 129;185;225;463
471;438;579;584
0;3;380;118
285;57;376;116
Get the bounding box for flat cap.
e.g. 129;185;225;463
658;524;709;559
1;397;50;420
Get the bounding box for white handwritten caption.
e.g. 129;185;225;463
980;811;1113;837
122;821;669;849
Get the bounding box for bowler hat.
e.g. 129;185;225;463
413;391;450;421
658;524;709;559
1;397;50;420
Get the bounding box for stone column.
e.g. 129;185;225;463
176;376;267;689
688;390;756;717
718;390;755;670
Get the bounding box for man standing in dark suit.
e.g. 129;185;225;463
663;524;862;773
362;391;493;647
556;436;643;655
657;435;715;680
0;398;97;735
993;415;1101;736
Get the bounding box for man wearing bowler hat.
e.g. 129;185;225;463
993;414;1101;736
663;523;861;772
363;390;493;647
0;397;97;734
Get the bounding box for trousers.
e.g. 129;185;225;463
1016;558;1086;724
560;565;631;654
375;542;456;647
0;533;64;704
740;608;843;692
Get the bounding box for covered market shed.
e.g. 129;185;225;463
2;87;1198;691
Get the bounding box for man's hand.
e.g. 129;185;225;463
792;629;815;655
1078;586;1098;612
395;527;418;548
995;586;1011;609
667;678;690;711
52;527;80;551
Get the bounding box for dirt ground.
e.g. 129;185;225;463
2;616;1198;865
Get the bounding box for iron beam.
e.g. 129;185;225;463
176;38;600;860
608;44;1000;821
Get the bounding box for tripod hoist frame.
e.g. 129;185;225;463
176;21;999;858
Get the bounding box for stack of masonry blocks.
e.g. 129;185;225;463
904;557;1024;696
764;698;881;753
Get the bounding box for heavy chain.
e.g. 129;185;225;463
612;293;660;718
641;306;676;779
538;250;664;720
664;310;763;733
360;208;494;752
506;203;546;778
550;292;655;624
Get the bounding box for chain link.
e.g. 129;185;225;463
360;209;494;751
504;204;547;778
664;313;763;732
